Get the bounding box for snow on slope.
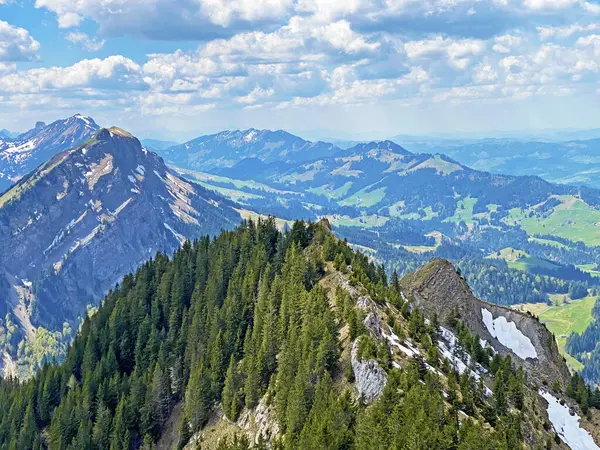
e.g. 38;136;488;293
540;391;600;450
481;308;538;360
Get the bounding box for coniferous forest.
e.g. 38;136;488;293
0;219;556;449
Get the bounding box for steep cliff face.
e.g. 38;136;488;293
400;258;571;386
0;127;240;376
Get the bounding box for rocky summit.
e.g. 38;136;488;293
401;258;572;386
0;127;240;377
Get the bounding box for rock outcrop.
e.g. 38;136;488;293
351;339;387;403
401;258;571;386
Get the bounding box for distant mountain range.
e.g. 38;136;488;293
400;138;600;189
157;134;600;240
0;129;18;140
0;115;100;191
161;128;339;172
141;138;180;151
0;125;239;377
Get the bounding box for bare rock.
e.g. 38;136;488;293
351;339;387;404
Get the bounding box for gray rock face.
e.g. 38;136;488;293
401;258;571;386
351;339;387;404
0;114;100;191
0;127;240;374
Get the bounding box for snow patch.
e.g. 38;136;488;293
113;198;133;216
243;130;258;143
382;326;419;357
128;175;136;183
163;222;185;245
540;391;600;450
437;326;492;396
481;308;537;360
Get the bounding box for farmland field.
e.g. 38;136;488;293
515;294;597;371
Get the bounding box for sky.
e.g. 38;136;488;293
0;0;599;141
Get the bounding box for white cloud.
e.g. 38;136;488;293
0;21;40;62
66;32;106;52
236;86;275;104
493;34;522;53
34;0;296;38
0;56;146;93
584;1;600;14
538;23;599;40
473;60;498;82
521;0;578;10
405;36;486;69
57;12;82;29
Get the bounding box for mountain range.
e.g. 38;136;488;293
0;125;239;377
160;134;600;248
402;138;600;189
161;128;339;172
0;115;100;191
3;115;600;381
0;129;18;140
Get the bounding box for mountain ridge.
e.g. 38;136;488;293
0;114;100;191
0;126;240;377
0;219;596;449
161;128;340;172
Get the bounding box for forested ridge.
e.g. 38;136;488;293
0;219;567;449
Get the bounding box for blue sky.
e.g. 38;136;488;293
1;0;599;141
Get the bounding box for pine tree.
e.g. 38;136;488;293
185;363;213;431
92;402;113;450
222;356;241;421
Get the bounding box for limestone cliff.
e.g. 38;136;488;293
401;258;571;386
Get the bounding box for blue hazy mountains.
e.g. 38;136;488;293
161;128;340;172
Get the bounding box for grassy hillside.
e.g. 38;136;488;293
515;295;598;371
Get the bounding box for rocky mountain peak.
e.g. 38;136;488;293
0;127;240;376
0;115;101;190
401;258;571;386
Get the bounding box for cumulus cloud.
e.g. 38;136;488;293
521;0;578;10
405;36;486;69
493;34;522;53
32;0;598;41
34;0;296;38
0;0;598;128
538;23;599;40
0;21;40;62
0;56;147;93
66;32;106;52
